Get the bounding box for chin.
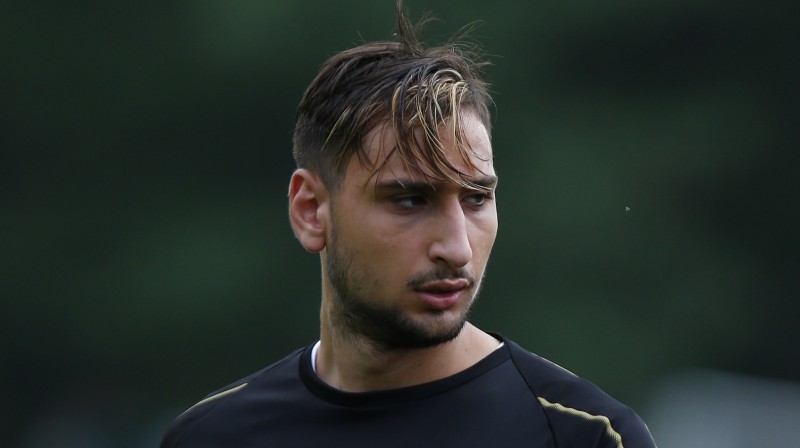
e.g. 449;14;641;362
369;313;468;350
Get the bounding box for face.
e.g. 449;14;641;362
323;110;498;350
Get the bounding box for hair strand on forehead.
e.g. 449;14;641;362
292;0;493;192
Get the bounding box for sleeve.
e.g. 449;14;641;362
505;338;657;447
159;380;251;448
159;401;216;448
601;405;656;448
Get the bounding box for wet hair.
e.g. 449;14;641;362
292;1;493;191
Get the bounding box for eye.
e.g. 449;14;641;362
392;195;426;209
463;192;492;208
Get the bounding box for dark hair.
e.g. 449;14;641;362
292;1;493;191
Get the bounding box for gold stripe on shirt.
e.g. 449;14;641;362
181;383;248;415
537;396;623;448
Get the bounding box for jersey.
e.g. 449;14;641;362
161;335;656;447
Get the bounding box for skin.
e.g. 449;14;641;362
288;110;500;392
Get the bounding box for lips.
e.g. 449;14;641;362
415;278;470;293
413;279;471;310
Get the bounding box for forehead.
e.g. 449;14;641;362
350;111;494;188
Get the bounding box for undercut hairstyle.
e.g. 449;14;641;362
292;1;493;192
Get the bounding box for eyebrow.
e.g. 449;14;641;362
374;175;499;191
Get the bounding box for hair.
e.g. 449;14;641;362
292;1;493;192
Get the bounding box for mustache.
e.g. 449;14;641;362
406;268;476;288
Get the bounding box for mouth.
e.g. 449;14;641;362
413;279;472;310
415;278;471;293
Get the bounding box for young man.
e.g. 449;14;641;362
161;5;656;447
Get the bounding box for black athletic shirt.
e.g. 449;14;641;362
161;335;656;447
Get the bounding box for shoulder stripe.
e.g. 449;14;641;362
181;383;248;415
537;396;624;448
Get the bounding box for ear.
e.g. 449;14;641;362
288;169;329;253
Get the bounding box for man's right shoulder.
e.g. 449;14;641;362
159;346;306;448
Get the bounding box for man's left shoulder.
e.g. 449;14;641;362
503;337;657;448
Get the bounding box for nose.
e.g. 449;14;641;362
427;199;472;269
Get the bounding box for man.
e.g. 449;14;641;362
161;4;656;447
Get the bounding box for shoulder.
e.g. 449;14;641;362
159;346;306;448
503;338;657;448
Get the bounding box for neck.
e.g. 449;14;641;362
315;319;499;392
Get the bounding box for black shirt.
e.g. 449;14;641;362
161;335;656;447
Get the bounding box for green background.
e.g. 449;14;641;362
3;1;797;446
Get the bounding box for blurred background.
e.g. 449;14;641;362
2;0;798;446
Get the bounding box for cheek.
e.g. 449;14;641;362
339;215;408;264
474;231;497;257
470;216;498;258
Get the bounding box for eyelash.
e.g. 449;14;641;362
392;195;426;209
464;192;493;207
391;193;493;210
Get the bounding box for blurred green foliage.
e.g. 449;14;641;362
2;1;797;446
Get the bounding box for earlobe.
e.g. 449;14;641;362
288;169;328;253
